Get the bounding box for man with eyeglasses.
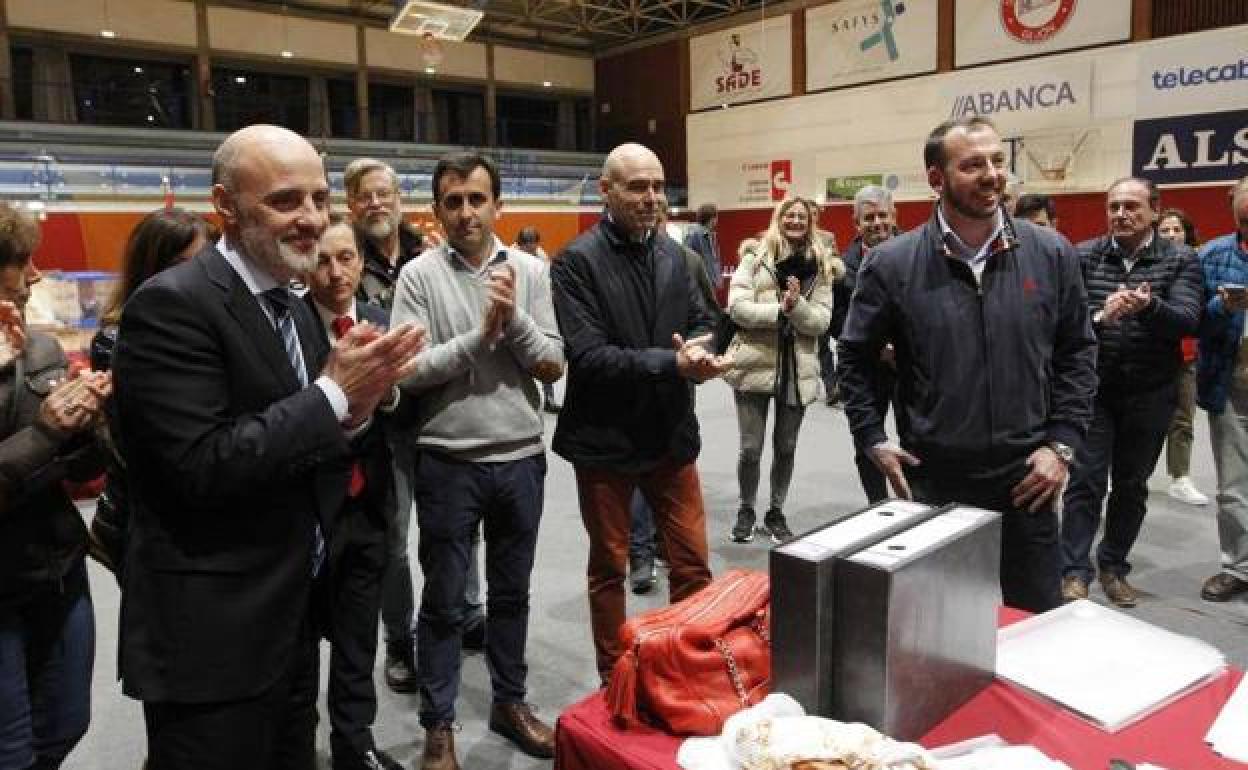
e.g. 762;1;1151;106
345;158;437;311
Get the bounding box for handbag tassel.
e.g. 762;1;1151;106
605;648;642;726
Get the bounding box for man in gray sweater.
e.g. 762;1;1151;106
390;152;564;770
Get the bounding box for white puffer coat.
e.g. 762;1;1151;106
722;247;835;405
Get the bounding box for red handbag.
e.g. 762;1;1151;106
605;569;771;736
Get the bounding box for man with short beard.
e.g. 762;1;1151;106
113;125;427;768
839;117;1097;612
345;158;429;310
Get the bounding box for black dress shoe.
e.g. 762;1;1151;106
630;555;656;595
1201;572;1248;602
462;618;487;652
384;640;420;693
334;748;403;770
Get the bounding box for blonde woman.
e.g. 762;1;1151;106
725;197;842;543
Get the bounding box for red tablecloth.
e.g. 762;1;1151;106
555;610;1247;769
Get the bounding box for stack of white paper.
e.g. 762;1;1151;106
930;735;1070;770
1206;675;1248;762
996;600;1226;732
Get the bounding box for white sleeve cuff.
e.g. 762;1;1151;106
314;375;349;422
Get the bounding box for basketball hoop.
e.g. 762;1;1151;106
420;32;444;69
1023;129;1092;183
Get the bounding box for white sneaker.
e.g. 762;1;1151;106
1168;476;1210;506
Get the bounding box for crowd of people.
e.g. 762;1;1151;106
2;115;1247;770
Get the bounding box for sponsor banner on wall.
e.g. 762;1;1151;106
943;57;1091;132
1132;109;1248;185
826;174;884;201
956;0;1131;68
1136;29;1248;119
690;16;792;110
805;0;937;92
717;155;815;207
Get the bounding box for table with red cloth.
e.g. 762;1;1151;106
555;609;1247;770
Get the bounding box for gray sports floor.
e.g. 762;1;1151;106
67;380;1248;769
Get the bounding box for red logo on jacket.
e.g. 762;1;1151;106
1023;276;1039;295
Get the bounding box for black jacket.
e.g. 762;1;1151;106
830;237;866;339
838;212;1098;471
0;332;105;607
551;218;713;472
1076;233;1202;392
355;222;425;311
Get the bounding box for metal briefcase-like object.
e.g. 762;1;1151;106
769;499;941;717
832;505;1002;741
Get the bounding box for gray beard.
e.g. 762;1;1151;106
364;216;397;241
239;224;317;280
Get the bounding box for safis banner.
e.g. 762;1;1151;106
806;0;938;92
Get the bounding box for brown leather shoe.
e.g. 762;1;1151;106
1061;574;1088;602
489;702;555;759
1201;572;1248;602
1099;572;1138;608
420;724;460;770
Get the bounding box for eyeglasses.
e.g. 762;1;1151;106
353;188;397;204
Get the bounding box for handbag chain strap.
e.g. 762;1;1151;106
715;608;772;707
714;638;750;707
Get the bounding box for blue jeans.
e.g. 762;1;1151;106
412;452;545;726
0;563;94;770
1060;384;1176;582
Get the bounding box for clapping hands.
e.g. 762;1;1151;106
1100;282;1151;323
673;333;732;382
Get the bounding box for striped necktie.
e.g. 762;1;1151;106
262;288;308;388
261;287;324;574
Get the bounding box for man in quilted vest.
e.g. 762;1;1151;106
1058;177;1202;608
1195;175;1248;603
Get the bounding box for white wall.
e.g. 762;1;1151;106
687;24;1248;208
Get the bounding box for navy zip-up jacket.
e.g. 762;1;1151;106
838;211;1098;471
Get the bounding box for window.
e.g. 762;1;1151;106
10;47;33;120
212;67;309;135
496;93;559;150
327;77;358;139
70;53;192;129
368;81;414;142
574;98;593;152
432;88;484;146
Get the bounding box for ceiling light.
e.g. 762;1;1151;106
389;0;483;41
234;75;247;84
424;66;436;74
280;50;294;58
542;80;552;88
133;66;144;74
146;114;155;122
100;29;117;38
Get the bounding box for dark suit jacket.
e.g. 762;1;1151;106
113;244;351;704
302;296;399;562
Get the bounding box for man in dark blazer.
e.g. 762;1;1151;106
301;214;405;770
112;124;425;769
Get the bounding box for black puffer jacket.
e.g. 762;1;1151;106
1077;233;1202;392
0;332;105;607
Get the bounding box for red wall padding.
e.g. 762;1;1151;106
716;183;1239;271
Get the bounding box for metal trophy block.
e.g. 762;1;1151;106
832;505;1002;740
769;500;940;717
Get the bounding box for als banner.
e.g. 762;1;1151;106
690;16;792;110
1133;109;1248;185
805;0;937;92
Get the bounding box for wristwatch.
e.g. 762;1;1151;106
1047;441;1075;466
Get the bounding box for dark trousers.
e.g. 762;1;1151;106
912;462;1062;613
629;491;656;562
853;367;897;504
574;460;712;681
321;502;388;763
144;617;319;770
382;437;416;650
1060;384;1177;582
412;452;545;727
0;564;94;770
